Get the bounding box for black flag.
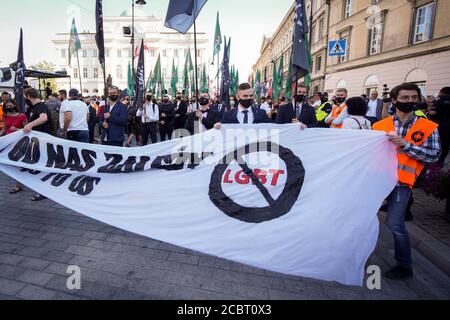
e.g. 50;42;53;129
220;37;231;106
164;0;208;34
133;39;145;110
95;0;105;66
14;28;25;113
291;0;311;82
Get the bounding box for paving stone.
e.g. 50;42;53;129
17;270;54;286
0;278;27;296
18;257;51;271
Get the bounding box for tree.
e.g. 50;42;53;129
30;61;58;95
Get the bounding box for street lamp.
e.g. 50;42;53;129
131;0;147;75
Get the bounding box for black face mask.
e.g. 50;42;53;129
25;98;32;106
199;97;209;106
395;101;416;113
239;99;253;109
295;95;306;103
163;99;169;104
336;97;346;104
146;96;152;102
5;108;14;113
109;95;119;102
176;96;182;100
320;97;328;104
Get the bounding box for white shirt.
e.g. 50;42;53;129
137;103;159;123
237;105;254;124
342;116;372;130
260;102;271;113
313;100;321;109
198;111;208;133
367;99;378;118
60;99;89;131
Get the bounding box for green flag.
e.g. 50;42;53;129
272;61;278;99
152;54;162;97
200;64;207;93
235;69;239;91
146;70;154;92
127;62;134;97
255;69;261;101
285;55;293;99
68;18;81;66
277;55;285;97
170;58;178;96
213;12;222;57
186;49;194;72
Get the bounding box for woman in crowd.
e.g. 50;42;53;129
0;99;28;194
342;97;372;130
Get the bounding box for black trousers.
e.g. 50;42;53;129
159;125;174;142
89;126;95;144
141;122;158;145
102;141;123;147
438;124;450;165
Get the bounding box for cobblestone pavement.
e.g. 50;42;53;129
0;173;449;300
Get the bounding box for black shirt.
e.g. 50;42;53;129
28;102;52;134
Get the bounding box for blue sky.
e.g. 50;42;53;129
2;0;293;79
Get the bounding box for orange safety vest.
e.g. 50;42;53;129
330;103;347;129
0;105;4;130
373;116;438;189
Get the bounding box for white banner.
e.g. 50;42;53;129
0;125;397;286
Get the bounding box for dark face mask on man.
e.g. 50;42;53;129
109;95;119;102
336;97;346;104
395;101;416;113
295;95;306;103
199;97;209;106
239;99;253;109
146;95;152;102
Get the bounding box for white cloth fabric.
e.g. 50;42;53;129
260;102;271;113
237;105;254;124
0;126;398;286
60;99;89;131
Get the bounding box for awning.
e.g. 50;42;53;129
24;69;70;79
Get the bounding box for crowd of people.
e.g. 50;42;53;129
0;81;449;281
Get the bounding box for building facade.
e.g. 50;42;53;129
251;0;331;97
252;0;450;98
52;8;209;96
325;0;450;97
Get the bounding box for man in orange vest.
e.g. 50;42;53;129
325;88;348;128
373;83;441;280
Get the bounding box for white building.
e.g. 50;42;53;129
52;8;209;96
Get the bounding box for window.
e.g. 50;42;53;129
184;49;189;57
197;49;202;57
316;56;322;72
93;49;98;57
174;49;179;58
339;36;350;63
344;0;352;19
106;48;110;57
61;49;66;58
310;25;316;43
94;66;99;78
414;3;434;43
318;18;324;40
162;49;167;57
150;48;155;57
116;65;122;79
162;67;167;79
117;49;122;57
368;23;383;55
128;48;133;57
83;67;88;78
82;50;87;57
73;68;78;79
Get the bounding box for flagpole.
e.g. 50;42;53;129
217;53;220;99
76;49;83;94
193;20;199;98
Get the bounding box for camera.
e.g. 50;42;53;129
382;84;391;103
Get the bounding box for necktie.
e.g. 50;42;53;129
296;104;301;119
243;110;249;124
152;104;155;113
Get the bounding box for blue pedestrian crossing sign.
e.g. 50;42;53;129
328;40;347;56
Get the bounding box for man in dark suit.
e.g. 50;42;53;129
276;85;318;127
215;83;272;128
185;93;220;135
159;94;176;141
210;101;226;119
174;92;188;130
366;89;384;125
100;86;128;147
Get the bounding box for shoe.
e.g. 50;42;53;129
384;266;413;280
9;186;22;194
379;204;388;212
31;194;47;202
